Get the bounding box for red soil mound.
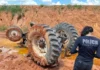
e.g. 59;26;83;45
0;6;100;37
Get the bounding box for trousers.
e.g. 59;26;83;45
73;56;93;70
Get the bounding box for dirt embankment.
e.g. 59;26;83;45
0;50;99;70
0;6;100;37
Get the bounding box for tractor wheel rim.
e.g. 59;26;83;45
32;36;48;57
57;30;70;47
9;30;20;37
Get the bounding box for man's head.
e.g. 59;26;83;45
81;26;93;36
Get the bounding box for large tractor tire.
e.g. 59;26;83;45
54;22;78;56
27;24;61;66
6;26;23;42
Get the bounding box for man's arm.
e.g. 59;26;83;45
70;37;80;54
95;43;100;58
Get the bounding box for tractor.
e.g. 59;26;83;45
6;22;78;66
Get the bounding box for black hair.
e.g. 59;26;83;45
81;26;93;36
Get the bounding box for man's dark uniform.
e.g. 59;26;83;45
71;36;100;70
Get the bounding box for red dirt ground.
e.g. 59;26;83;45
0;6;100;70
0;29;100;70
0;50;99;70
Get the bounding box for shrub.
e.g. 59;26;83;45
0;25;8;31
73;5;82;9
0;5;24;19
40;4;45;7
67;4;72;9
67;4;82;9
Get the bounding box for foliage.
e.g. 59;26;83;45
67;4;82;9
0;25;8;31
40;4;45;7
73;5;82;9
0;5;24;19
67;4;72;9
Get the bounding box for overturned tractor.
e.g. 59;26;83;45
6;22;78;66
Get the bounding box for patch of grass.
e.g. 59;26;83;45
40;4;45;7
73;5;82;9
67;4;72;9
67;4;82;9
0;25;8;31
0;5;24;19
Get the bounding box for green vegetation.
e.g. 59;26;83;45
0;6;24;19
0;25;8;31
67;4;82;9
40;4;45;7
73;5;82;9
67;4;72;9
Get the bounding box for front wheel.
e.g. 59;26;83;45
27;24;61;66
6;26;23;42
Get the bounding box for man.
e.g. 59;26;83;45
71;26;100;70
